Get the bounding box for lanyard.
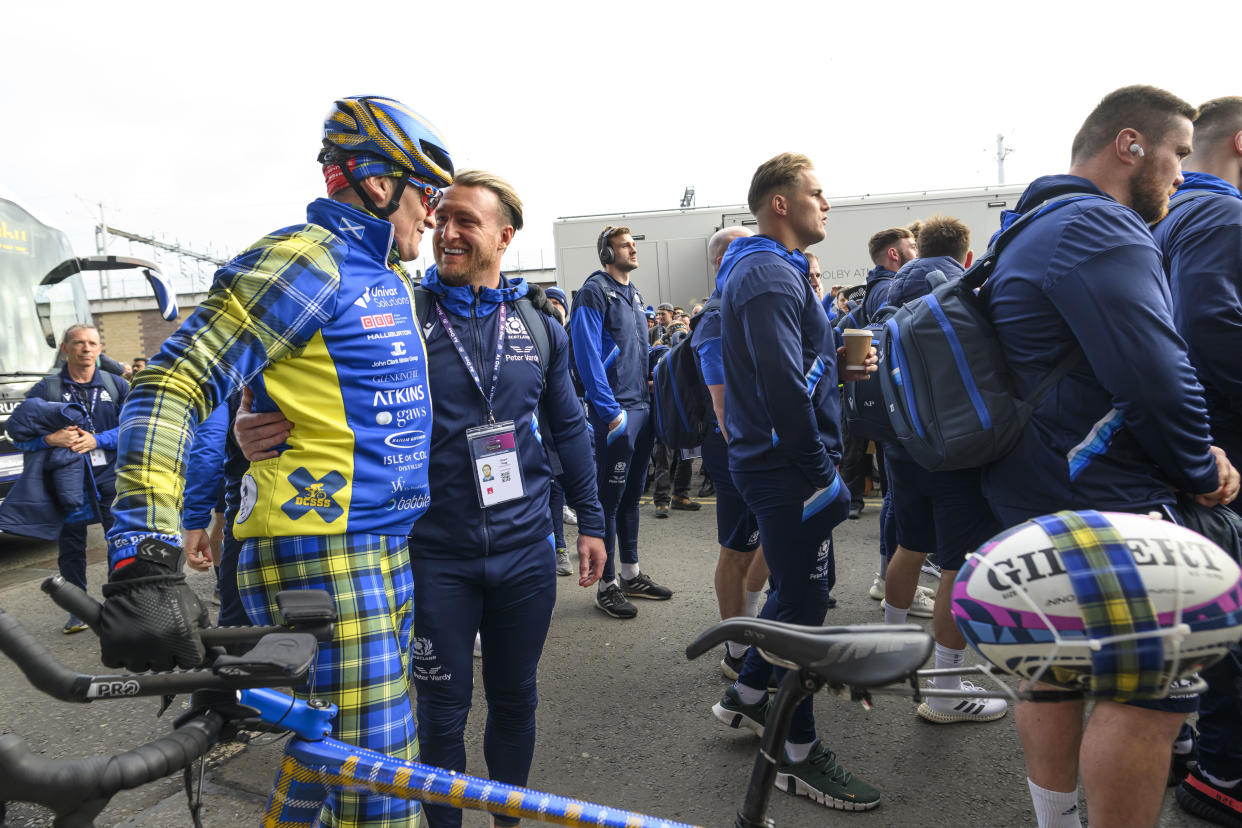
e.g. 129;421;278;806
67;383;101;432
434;299;507;423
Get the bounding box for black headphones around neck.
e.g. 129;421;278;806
598;226;615;266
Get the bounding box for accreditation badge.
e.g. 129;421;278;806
466;420;526;508
89;448;107;467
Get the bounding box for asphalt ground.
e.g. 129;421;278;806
0;488;1205;827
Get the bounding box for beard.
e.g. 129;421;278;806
1130;164;1176;224
435;244;499;286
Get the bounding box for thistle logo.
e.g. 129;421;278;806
281;468;346;522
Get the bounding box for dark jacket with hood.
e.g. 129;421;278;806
411;267;604;558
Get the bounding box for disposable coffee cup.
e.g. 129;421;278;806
842;329;872;371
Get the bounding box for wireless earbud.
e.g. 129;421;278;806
1129;143;1145;157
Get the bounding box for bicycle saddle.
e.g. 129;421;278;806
686;619;932;688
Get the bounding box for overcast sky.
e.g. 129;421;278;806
5;0;1235;284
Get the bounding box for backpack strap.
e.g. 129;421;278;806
964;192;1106;291
1167;190;1214;213
43;374;63;403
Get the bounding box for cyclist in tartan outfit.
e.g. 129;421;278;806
100;96;453;827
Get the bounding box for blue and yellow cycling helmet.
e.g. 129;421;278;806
318;96;454;218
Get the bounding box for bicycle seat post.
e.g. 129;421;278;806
735;669;821;828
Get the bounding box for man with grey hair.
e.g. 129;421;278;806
13;323;128;633
695;226;772;678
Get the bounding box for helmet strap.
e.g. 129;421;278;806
339;162;408;220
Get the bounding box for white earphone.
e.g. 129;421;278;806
1129;143;1145;157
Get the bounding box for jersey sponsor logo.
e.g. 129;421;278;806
373;386;426;407
281;468;346;523
236;474;257;524
384;429;426;449
361;312;395;330
391;341;407;357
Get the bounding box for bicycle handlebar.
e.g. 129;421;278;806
0;711;224;828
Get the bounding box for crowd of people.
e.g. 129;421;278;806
4;85;1242;828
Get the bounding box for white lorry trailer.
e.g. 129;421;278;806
552;184;1027;308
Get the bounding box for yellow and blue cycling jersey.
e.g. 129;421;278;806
108;198;432;566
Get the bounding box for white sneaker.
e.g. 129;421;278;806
917;583;938;600
921;559;942;580
869;575;885;601
473;632;482;659
881;588;935;619
917;681;1007;723
563;505;578;525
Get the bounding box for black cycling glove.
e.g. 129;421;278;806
98;538;208;672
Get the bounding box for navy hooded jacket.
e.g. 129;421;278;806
411;267;604;559
1152;171;1242;471
719;235;842;488
0;398;97;539
569;270;650;422
983;174;1218;521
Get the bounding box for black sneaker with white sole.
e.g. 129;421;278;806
620;572;673;600
595;583;637;619
776;740;881;811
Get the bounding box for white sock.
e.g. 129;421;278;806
734;682;767;705
726;641;748;659
745;589;764;618
784;740;813;763
599;579;619;591
884;602;909;625
931;643;966;691
1027;778;1081;828
620;563;640;580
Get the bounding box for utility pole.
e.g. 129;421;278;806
996;134;1014;185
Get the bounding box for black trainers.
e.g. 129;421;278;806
672;495;701;511
721;650;746;680
1170;723;1198;787
1177;765;1242;827
712;685;770;736
620;572;673;600
655;502;669;518
777;740;881;811
595;583;637;619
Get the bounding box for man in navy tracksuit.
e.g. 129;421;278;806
1152;96;1242;826
410;172;606;828
710;152;882;812
877;216;1007;725
571;226;673;619
840;227;918;604
983;86;1238;828
693;226;770;680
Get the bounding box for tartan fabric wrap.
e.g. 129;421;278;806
239;533;418;828
1033;510;1165;700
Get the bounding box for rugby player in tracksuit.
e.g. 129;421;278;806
693;227;765;680
408;252;605;828
876;228;1007;724
711;161;881;811
1152;111;1242;821
985;157;1235;825
571;226;673;619
100;96;451;828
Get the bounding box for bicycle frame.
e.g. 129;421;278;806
239;688;697;827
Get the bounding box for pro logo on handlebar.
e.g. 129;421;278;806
87;680;140;698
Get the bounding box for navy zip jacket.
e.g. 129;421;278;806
720;235;842;487
983;174;1218;519
1152;171;1242;470
835;266;898;330
411;267;604;559
569;270;650;422
24;366;127;489
0;398;97;539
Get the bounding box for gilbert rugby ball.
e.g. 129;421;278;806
952;510;1242;697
